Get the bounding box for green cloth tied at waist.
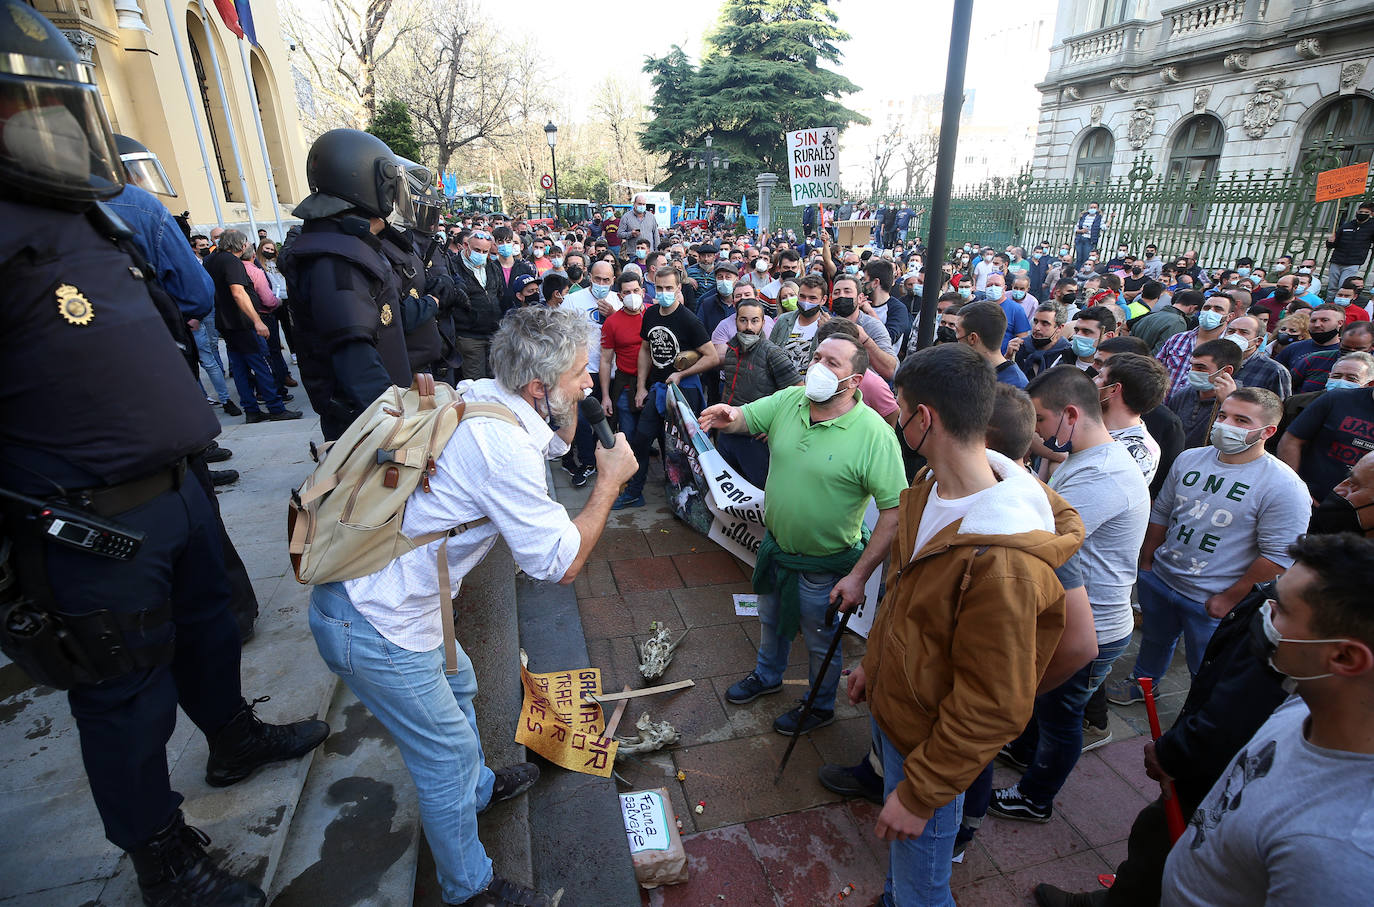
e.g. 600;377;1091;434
752;526;870;640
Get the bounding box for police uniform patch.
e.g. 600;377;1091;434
409;287;419;298
56;284;94;326
380;303;393;326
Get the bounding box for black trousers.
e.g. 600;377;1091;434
187;454;259;637
52;478;244;850
1104;796;1194;906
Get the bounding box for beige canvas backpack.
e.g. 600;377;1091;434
288;374;518;673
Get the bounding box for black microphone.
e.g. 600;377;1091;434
578;395;615;448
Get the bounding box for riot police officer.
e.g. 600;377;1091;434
279;129;411;440
0;5;327;904
381;157;450;380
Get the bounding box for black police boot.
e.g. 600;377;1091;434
204;696;329;787
130;811;266;907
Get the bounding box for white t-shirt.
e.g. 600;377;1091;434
561;286;616;373
909;482;999;561
1109;422;1160;484
779;316;821;371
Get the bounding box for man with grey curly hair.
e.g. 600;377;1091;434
309;306;636;907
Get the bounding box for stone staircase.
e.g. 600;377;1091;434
0;415;638;906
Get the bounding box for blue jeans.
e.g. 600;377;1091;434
1074;235;1094;268
625;381;703;497
754;570;843;711
1132;568;1219;680
309;582;495;903
874;719;963;907
194;310;231;403
224;334;284;414
1007;632;1130;808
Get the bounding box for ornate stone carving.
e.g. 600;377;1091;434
1295;37;1323;60
1109;75;1131;93
1242;77;1287;139
1090;104;1104;126
1127;98;1156;150
1340;61;1368;94
1193;87;1211;113
60;29;96;65
1160;66;1182;84
1223;52;1250;72
1064;86;1081;101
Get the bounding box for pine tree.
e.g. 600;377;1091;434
366;98;422;162
641;0;866;196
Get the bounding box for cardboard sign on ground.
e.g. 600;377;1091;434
514;656;618;777
620;788;688;888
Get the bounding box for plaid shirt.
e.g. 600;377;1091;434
1236;351;1293;399
1157;327;1200;397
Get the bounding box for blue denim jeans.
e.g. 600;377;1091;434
754;570;843;711
1132;568;1220;680
874;719;963;907
309;582;495;903
224;334;283;414
625;381;703;497
1007;632;1130;808
194;310;231;403
1074;235;1094;268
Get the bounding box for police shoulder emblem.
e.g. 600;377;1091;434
409;287;419;298
380;303;393;326
56;284;94;326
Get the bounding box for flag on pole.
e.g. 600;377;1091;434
212;0;258;46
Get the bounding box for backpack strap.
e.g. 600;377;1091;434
437;537;458;674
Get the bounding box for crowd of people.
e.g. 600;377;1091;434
3;10;1372;900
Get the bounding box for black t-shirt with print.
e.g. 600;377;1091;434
639;301;710;386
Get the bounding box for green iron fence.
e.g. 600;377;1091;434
763;135;1374;274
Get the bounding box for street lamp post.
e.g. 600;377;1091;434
686;135;730;207
544;121;560;227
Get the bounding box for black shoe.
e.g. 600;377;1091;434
725;671;784;705
244;410;267;424
130;810;266;907
450;874;562;907
996;743;1029;772
1033;883;1108;907
478;762;539;816
222;400;243;417
988;783;1053;823
817;758;884;804
209;469;239;488
267;408;304;421
203;442;233;463
571;464;595;488
773;703;835;736
204;696;329;787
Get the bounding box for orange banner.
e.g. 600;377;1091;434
515;658;618;777
1315;162;1370;203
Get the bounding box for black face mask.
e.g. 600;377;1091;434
780;270;798;280
197;248;211;259
1308;491;1373;536
567;266;585;283
1031;335;1055;349
1275;333;1295;345
935;324;958;344
1310;328;1340;345
1357;213;1372;223
832;298;857;318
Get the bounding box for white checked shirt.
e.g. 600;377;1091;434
343;379;580;652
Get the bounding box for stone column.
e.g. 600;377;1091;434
756;172;779;234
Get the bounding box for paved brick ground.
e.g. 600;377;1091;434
555;462;1192;907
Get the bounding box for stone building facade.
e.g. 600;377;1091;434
1032;0;1374;183
34;0;308;235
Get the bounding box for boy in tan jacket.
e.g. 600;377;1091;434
847;344;1084;906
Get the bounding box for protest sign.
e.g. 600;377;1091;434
787;127;841;206
620;788;688;888
662;385;882;637
514;657;617;777
1314;161;1370;203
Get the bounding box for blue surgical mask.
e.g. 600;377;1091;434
658;290;677;308
716;278;735;295
958;287;972;299
467;249;487;267
1237;267;1251;277
497;242;516;258
1198;309;1225;331
1325;378;1362;391
1070;335;1096;359
634;204;646;214
1187;369;1217;391
589;283;611;300
844;264;859;275
635;249;648;260
985;286;1004;301
551;257;563;268
1011;289;1027;300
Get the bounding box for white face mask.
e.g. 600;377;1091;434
4;104;91;181
1209;422;1263;455
804;362;848;402
620;293;643;312
1258;599;1345;687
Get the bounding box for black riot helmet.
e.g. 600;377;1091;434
114;133;177;197
298;128;402;220
390;156;442;234
0;0;123;205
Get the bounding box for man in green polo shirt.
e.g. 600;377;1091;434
700;336;905;734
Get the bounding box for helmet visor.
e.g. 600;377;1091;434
120;151;177;197
0;75;122;202
387;157;434;230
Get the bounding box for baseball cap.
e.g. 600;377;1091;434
512;274;538;294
